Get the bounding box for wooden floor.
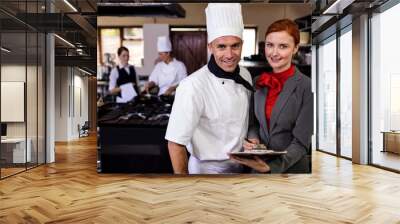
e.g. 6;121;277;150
1;163;44;178
0;167;26;178
1;135;400;223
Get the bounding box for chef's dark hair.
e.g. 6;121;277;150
117;46;129;56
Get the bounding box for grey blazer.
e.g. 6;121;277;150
248;68;313;173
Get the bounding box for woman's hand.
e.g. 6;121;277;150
229;155;270;173
109;87;121;95
243;138;260;151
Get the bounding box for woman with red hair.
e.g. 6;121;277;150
230;19;313;173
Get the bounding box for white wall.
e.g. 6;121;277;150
135;24;169;76
1;64;46;164
1;65;34;138
72;73;89;138
55;66;69;141
46;4;56;163
352;15;369;164
54;67;89;141
1;65;26;139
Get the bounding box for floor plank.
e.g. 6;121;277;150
1;135;400;223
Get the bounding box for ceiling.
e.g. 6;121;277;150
0;0;317;74
0;0;97;73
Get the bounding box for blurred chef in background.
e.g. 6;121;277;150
144;36;187;96
108;46;140;103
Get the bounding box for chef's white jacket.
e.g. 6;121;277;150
149;58;187;95
165;65;252;161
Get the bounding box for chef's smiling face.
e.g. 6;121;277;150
208;36;242;72
265;31;298;73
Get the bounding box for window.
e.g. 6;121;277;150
339;27;352;158
99;27;144;67
122;28;144;67
0;1;46;179
390;75;400;130
317;36;337;155
316;22;353;159
370;2;400;171
242;28;256;59
100;28;120;65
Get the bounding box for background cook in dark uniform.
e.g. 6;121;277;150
108;46;140;103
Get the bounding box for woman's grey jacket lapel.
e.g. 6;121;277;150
269;70;301;134
254;68;302;136
254;87;269;138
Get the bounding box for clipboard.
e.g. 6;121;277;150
229;150;287;158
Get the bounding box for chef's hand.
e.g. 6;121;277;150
164;87;174;96
243;138;260;151
144;81;156;94
229;155;270;173
143;83;149;94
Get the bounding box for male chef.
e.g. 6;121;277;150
165;3;253;174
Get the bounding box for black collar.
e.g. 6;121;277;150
207;55;254;92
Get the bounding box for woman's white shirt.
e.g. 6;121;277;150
108;65;131;90
108;64;137;103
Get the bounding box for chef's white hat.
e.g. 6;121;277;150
157;36;172;52
205;3;244;43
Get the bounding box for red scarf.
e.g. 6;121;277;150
256;65;295;129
